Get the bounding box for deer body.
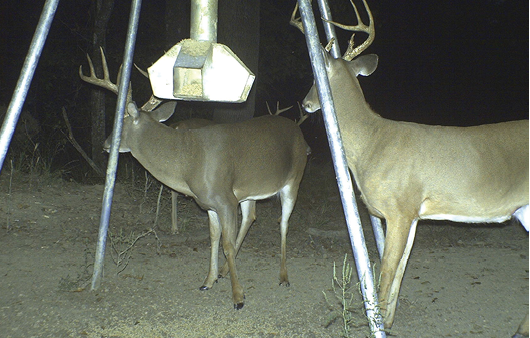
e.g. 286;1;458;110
305;54;528;223
106;103;308;308
169;118;217;234
304;51;529;332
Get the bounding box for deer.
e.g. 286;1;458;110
79;49;309;309
291;0;529;336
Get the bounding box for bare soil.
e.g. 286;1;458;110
0;159;527;337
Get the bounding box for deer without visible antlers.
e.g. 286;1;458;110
292;1;529;336
80;49;309;309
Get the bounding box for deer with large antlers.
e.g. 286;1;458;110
292;0;529;336
80;49;309;309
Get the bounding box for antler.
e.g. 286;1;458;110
266;101;293;116
289;2;304;34
333;0;375;61
132;63;164;112
134;63;149;78
295;102;309;126
290;0;375;61
79;47;132;103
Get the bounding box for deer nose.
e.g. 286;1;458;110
302;101;318;113
103;139;111;153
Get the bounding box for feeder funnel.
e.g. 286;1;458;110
147;0;255;103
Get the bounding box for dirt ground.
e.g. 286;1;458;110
0;158;528;338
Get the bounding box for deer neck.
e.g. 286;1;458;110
124;117;195;195
330;73;386;165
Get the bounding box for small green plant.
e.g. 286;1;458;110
322;254;364;337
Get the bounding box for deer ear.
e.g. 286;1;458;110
127;102;140;119
320;48;332;69
351;54;378;77
150;101;177;122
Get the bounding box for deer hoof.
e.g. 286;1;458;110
279;281;290;287
234;302;244;310
199;285;210;291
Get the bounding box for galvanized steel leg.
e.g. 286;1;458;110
315;0;386;262
91;0;143;290
0;0;60;172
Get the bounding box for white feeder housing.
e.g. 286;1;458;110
147;39;255;103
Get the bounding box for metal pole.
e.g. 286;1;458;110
316;0;341;58
371;215;385;260
316;0;386;261
91;0;143;290
190;0;218;42
0;0;60;172
297;0;385;336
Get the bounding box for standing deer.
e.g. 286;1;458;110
292;0;529;336
80;50;309;309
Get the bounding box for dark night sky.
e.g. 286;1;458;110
0;0;528;171
359;1;529;126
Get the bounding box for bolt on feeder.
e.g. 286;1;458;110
147;0;255;103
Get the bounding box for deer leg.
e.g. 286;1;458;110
278;184;299;286
200;210;222;290
219;200;257;278
218;204;245;309
379;216;418;329
513;206;529;338
171;190;178;234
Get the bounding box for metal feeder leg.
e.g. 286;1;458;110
91;0;143;290
297;0;385;336
315;0;386;262
0;0;60;172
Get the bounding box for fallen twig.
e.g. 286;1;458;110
61;107;103;176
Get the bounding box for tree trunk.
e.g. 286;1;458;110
213;0;260;123
89;0;114;174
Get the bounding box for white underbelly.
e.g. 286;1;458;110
420;213;512;224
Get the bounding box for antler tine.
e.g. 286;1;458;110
131;63;164;112
266;101;293;116
99;47;112;85
275;102;293;116
296;102;308;126
330;0;375;61
134;63;149;78
79;47;119;95
289;2;304;34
